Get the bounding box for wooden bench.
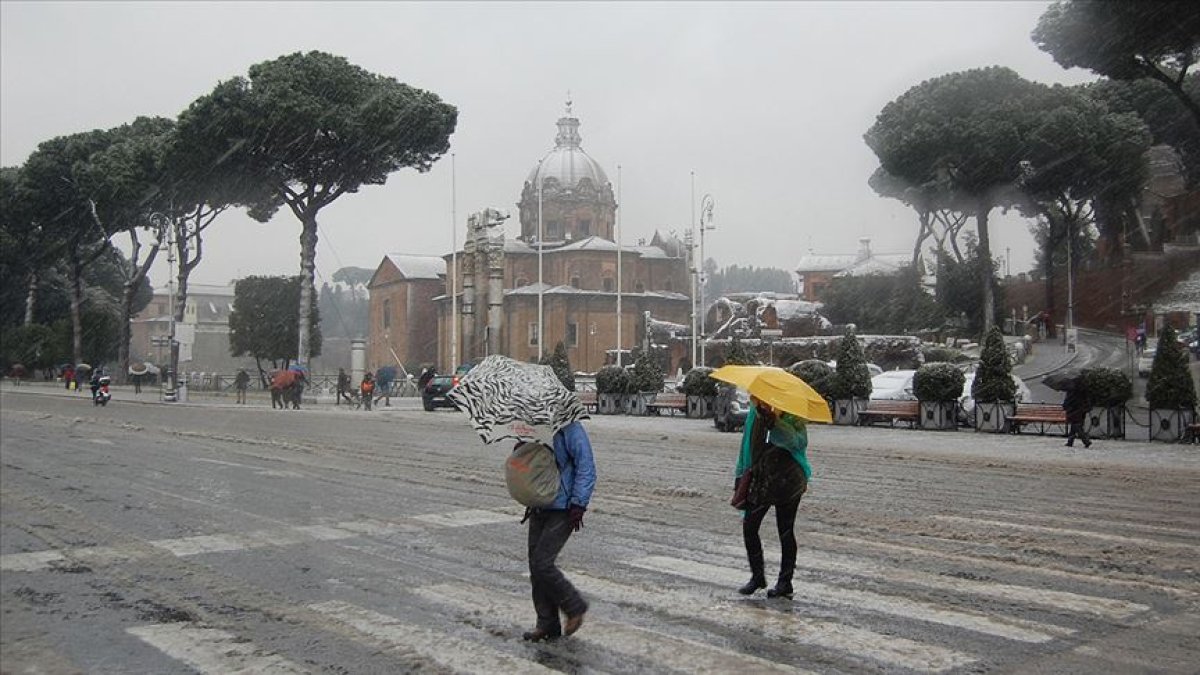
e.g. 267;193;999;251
647;392;688;416
858;400;919;428
1009;403;1068;435
577;390;598;414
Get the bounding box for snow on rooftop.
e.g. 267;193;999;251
1152;269;1200;314
385;254;444;280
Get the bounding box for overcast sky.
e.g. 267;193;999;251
1;1;1099;291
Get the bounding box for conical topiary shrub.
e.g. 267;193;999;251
627;350;665;415
540;340;575;392
828;327;871;425
724;337;754;366
1145;324;1197;441
972;326;1017;432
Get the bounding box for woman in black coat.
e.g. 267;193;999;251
1062;387;1092;448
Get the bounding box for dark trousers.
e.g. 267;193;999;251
743;498;802;583
527;509;587;632
1066;421;1091;446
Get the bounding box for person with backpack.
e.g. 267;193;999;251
733;397;811;600
518;421;596;643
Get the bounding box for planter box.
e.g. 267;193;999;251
919;401;958;431
1085;406;1126;439
597;393;625;415
832;398;867;426
974;401;1014;433
1149;408;1195;442
627;392;655;416
686;395;714;419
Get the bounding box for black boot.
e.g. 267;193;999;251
766;581;794;598
738;575;767;595
767;568;794;599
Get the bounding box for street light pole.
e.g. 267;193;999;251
450;153;458;372
537;158;544;361
616;164;622;368
164;216;178;402
690;171;697;367
699;193;714;367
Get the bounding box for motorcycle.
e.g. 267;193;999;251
92;375;111;406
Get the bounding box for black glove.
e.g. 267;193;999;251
568;505;586;532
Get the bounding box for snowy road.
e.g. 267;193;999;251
2;389;1198;674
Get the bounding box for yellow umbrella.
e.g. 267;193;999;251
711;365;832;424
710;365;783;390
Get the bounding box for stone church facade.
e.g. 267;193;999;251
368;105;692;375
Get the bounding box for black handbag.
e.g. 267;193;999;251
730;471;752;509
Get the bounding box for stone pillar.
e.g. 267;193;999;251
462;217;477;363
350;339;366;384
487;239;504;357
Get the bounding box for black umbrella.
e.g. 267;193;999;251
1042;368;1083;392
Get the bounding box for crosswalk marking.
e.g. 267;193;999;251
308;601;557;675
416;582;815;674
930;515;1200;553
411;508;518;528
0;509;512;573
127;623;307;674
565;571;973;673
629;556;1072;643
712;543;1149;619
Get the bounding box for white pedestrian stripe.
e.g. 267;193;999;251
127;623;307;674
308;601;557;675
0;550;66;572
416;582;816;674
564;572;973;673
930;515;1200;553
0;509;513;573
629;556;1073;643
412;508;518;528
712;543;1149;620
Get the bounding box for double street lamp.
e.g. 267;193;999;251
698;193;715;366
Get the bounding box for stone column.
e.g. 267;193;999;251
350;339;366;384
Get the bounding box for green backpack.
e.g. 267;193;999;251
505;441;561;507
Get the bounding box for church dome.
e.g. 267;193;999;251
526;110;609;189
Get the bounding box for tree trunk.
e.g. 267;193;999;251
24;271;37;326
296;214;319;366
118;290;133;386
912;211;931;269
69;251;84;366
976;201;994;335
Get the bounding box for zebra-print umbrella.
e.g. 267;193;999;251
448;355;588;445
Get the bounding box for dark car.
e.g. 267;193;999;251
422;375;459;411
713;384;750;432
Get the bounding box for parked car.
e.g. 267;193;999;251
713;384;751;432
869;370;917;401
830;360;884;378
422;374;459;411
958;372;1033;425
1137;344;1157;377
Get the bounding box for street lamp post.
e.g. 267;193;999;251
537;158;544;361
616;164;622;367
450;153;458;372
689;172;697;368
698;194;715;367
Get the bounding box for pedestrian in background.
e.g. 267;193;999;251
359;372;375;411
62;365;75;390
375;367;394;407
733;398;811;599
336;368;352;406
1063;386;1092;448
234;369;250;405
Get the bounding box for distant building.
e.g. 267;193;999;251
367;103;693;374
365;254;445;371
793;238;912;301
130;283;256;373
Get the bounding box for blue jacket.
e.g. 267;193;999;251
547;421;596;510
